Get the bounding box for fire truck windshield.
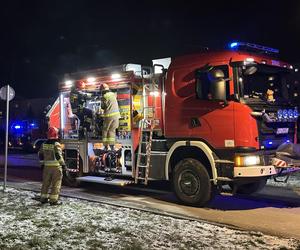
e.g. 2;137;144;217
237;64;294;104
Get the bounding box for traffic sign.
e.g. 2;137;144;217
0;85;15;101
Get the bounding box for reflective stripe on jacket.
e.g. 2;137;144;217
40;142;65;167
101;91;121;119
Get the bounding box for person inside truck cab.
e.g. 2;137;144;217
100;83;120;151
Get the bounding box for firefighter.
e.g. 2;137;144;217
69;86;92;137
100;83;120;150
38;127;65;205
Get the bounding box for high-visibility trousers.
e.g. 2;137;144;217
40;166;63;203
102;116;119;146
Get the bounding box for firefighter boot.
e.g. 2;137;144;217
50;200;63;206
40;198;49;204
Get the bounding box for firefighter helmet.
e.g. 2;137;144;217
47;127;59;139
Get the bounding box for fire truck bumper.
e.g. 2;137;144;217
234;165;277;177
234;160;300;178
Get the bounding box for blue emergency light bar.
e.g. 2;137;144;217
229;41;279;54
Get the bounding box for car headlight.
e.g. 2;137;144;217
235;155;260;167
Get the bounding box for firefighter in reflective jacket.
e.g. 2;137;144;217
38;127;65;205
100;83;120;150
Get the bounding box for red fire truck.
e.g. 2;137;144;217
48;42;300;206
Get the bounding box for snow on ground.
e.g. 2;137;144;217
0;188;299;250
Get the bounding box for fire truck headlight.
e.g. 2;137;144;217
235;155;260;167
288;109;294;118
282;109;288;119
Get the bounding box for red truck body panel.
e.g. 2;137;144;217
164;50;290;149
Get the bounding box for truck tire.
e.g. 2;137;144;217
63;158;83;187
234;178;267;195
173;158;213;207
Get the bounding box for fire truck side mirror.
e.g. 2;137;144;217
195;69;227;102
210;79;227;102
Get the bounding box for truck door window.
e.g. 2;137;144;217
195;65;229;100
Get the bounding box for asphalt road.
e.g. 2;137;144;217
1;153;300;239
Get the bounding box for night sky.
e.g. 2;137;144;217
0;0;299;98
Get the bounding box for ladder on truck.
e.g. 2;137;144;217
134;78;158;185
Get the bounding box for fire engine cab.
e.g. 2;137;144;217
48;42;300;206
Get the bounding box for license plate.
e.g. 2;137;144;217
276;128;289;134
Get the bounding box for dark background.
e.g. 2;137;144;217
0;0;299;98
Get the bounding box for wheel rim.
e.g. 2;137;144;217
178;170;200;196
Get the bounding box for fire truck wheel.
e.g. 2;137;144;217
233;178;267;195
63;159;83;187
173;158;213;207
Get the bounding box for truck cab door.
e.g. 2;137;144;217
165;64;235;149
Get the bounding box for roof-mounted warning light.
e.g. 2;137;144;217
229;41;279;54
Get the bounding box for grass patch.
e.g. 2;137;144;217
91;215;103;221
73;225;88;233
4;243;28;250
247;240;257;247
50;232;61;240
183;240;204;249
123;231;134;237
172;222;179;229
35;219;52;228
255;238;265;244
86;239;106;250
27;236;47;248
108;226;124;234
122;239;144;250
2;232;19;241
15;210;34;221
166;233;183;242
14;206;35;221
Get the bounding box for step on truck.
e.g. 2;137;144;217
48;42;300;206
